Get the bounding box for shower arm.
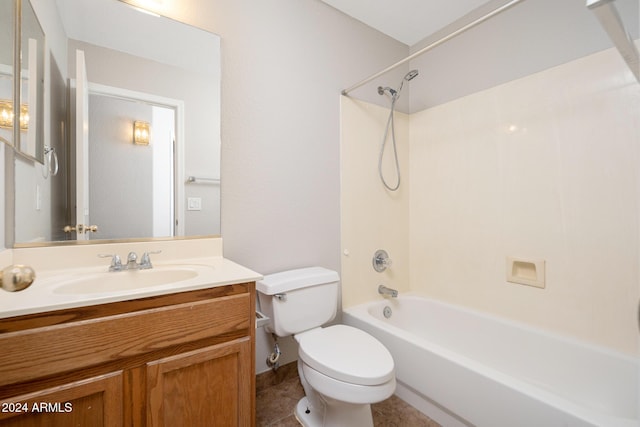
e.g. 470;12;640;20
587;0;639;83
341;0;526;96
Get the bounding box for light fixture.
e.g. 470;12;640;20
0;101;13;129
0;100;29;131
18;104;29;130
133;121;151;145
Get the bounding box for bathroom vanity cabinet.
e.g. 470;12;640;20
0;282;256;426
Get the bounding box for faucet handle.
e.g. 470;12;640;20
98;254;122;271
373;249;392;272
126;252;138;263
139;250;162;269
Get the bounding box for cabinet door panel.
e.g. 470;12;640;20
0;371;123;427
147;338;252;427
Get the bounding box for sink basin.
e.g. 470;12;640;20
53;265;209;295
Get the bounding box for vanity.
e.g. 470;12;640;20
0;238;261;426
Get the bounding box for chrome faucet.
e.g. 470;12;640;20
126;252;139;270
100;250;162;271
378;284;398;298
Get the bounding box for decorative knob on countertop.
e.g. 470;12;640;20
1;265;36;292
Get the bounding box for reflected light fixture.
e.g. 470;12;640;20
0;100;29;131
0;101;13;129
19;104;29;130
133;120;151;145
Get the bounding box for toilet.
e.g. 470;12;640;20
257;267;395;427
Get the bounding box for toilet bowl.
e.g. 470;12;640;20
294;325;395;426
257;267;396;427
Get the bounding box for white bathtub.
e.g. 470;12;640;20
343;295;638;427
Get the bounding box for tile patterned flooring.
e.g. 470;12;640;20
256;362;441;427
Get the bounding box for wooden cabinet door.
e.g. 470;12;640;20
0;371;123;427
147;337;253;427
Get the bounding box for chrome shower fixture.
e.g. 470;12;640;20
377;69;419;100
376;69;419;191
377;86;396;96
404;69;419;81
373;249;392;272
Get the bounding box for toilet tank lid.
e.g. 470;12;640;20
257;267;339;295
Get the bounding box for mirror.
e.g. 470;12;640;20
0;0;15;148
12;0;221;245
18;0;45;162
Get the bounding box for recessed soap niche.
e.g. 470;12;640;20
506;257;545;289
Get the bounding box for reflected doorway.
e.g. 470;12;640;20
86;89;178;240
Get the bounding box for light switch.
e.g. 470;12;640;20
187;197;202;211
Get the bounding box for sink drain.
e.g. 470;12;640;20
383;306;392;319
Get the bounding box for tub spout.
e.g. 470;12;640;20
378;284;398;298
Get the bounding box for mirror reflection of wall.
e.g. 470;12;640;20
11;0;221;246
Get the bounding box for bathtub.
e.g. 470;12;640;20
343;295;638;427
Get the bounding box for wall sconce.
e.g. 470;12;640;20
133;120;150;145
19;104;29;131
0;101;12;129
0;100;29;131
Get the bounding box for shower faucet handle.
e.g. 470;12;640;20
373;249;392;272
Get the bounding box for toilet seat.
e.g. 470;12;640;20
296;325;394;386
301;361;396;405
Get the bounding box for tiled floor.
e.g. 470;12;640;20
256;362;440;427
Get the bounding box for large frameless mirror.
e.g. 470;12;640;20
11;0;221;246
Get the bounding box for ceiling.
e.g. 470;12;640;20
320;0;491;46
328;0;639;112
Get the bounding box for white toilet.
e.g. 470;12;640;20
257;267;396;427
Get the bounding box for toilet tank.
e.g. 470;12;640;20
257;267;339;337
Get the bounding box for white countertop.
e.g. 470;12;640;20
0;238;262;319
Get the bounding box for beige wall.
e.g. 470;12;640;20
340;97;410;308
410;46;639;355
341;45;640;356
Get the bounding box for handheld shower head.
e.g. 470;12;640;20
375;69;419;192
377;69;418;99
396;69;419;97
404;69;419;81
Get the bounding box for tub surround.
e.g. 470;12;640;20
0;237;262;319
341;44;640;356
340;99;411;308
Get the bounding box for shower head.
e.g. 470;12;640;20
396;69;419;97
377;69;418;99
404;69;419;81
